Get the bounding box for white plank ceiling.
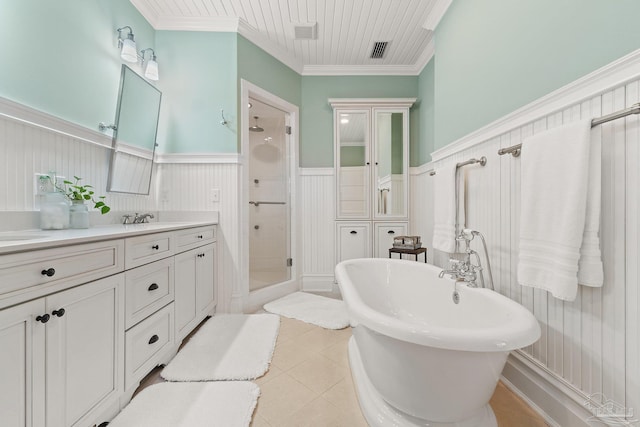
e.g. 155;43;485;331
130;0;450;75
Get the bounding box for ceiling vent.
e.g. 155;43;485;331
293;22;318;40
370;41;389;59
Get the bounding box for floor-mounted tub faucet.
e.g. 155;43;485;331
439;229;495;290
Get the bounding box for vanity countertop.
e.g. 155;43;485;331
0;221;217;255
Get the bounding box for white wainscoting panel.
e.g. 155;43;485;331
409;163;434;264
419;75;640;425
299;168;336;291
155;162;239;313
0;112;157;215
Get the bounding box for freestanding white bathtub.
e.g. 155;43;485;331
335;258;540;427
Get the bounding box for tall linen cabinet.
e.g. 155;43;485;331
330;98;415;263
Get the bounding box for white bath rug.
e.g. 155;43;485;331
161;314;279;381
108;382;260;427
263;292;350;329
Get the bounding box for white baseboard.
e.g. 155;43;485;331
301;274;336;293
502;354;595;427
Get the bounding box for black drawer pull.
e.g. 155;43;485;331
41;268;56;277
197;235;203;239
148;283;159;291
151;244;159;250
387;230;395;234
52;308;65;317
350;230;357;234
36;314;50;324
148;335;159;345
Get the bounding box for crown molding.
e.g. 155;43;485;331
423;0;453;31
236;19;304;74
431;47;640;162
302;63;423;76
414;39;436;75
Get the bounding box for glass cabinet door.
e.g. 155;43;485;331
336;109;370;219
373;108;408;219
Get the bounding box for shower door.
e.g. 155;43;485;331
248;99;291;292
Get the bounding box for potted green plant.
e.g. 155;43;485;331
54;176;110;228
57;176;110;214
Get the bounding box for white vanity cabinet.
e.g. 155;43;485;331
0;274;124;427
175;242;216;341
0;221;217;427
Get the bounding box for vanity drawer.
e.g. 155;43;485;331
125;258;174;329
174;226;216;253
125;232;173;269
125;303;174;389
0;240;124;299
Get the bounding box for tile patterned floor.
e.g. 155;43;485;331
135;315;548;426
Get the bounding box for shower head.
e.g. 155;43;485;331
249;116;264;132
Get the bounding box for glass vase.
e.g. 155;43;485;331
69;200;90;229
40;192;70;230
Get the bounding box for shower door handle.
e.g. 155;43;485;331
249;201;286;207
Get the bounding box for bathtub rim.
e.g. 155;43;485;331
335;258;541;352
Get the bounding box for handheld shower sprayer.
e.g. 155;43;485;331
459;228;494;290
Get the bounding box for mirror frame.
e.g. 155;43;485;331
107;65;162;195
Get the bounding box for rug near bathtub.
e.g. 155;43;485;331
263;292;349;329
161;313;279;381
108;382;259;427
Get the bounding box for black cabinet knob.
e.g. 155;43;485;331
151;244;159;250
387;230;395;234
36;314;50;324
52;308;65;317
197;235;203;239
41;268;56;277
148;283;159;291
148;335;159;345
350;230;358;234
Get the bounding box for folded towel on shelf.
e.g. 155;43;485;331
518;119;603;302
432;163;463;253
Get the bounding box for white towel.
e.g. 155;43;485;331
432;163;464;253
518;119;603;302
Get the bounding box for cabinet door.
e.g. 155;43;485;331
372;108;409;220
374;223;408;258
174;249;197;341
336;222;371;263
0;300;45;427
195;243;216;318
45;274;123;427
335;109;371;219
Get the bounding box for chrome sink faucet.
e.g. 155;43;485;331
133;213;155;223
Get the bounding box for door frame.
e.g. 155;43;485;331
236;79;300;313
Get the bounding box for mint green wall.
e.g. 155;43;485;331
434;0;640;149
237;36;302;109
0;0;154;131
155;31;237;153
414;58;435;166
300;76;418;167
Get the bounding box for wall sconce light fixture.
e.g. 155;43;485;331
140;48;159;81
117;26;137;63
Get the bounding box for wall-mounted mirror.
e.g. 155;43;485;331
107;65;161;194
